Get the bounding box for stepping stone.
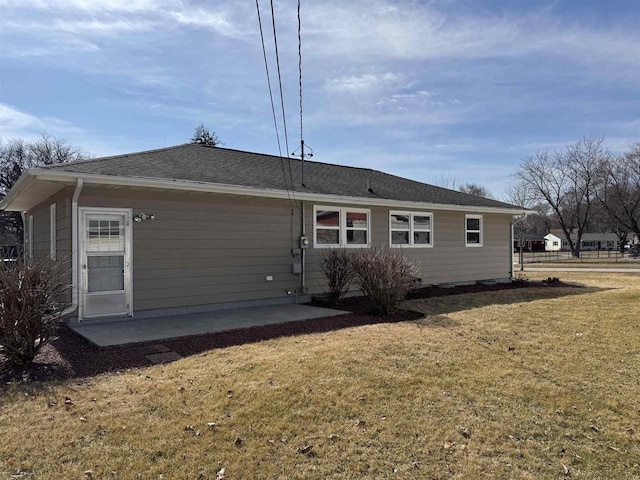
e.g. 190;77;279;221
145;351;183;364
136;344;172;355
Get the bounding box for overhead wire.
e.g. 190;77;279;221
255;0;295;209
269;0;297;199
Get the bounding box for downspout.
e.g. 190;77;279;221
511;213;531;277
510;219;514;279
62;178;83;318
300;200;306;298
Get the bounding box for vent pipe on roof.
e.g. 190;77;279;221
367;180;373;193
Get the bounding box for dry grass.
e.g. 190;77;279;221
2;272;640;479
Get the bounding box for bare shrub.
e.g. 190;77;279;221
351;245;420;315
0;256;70;366
318;248;355;304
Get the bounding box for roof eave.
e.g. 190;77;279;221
0;171;37;211
10;169;529;215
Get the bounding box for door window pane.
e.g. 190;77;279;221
87;218;124;252
87;255;124;292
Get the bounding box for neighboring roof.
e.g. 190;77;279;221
569;232;622;241
517;234;545;242
2;144;526;214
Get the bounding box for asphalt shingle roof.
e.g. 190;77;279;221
44;144;519;210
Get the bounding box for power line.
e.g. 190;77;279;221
269;0;297;196
255;0;294;208
298;0;303;153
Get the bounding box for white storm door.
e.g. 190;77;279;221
80;208;132;319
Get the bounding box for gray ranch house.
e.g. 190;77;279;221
1;144;526;324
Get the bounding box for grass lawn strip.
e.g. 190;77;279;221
1;271;639;479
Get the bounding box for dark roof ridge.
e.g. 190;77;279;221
42;143;194;170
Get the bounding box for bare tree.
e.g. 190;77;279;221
504;180;549;269
515;136;608;257
459;182;493;199
596;142;640;242
431;174;458;190
190;123;220;147
0;134;88;242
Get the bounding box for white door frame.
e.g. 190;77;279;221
78;207;133;321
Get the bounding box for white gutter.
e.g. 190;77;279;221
61;178;83;318
511;213;532;276
22;170;531;216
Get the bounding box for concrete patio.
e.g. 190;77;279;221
70;304;350;348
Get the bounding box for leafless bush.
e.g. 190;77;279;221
318;248;355;304
351;245;420;315
0;256;70;366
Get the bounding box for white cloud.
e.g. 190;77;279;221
304;0;640;70
0;103;90;141
324;73;405;94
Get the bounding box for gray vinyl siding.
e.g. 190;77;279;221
29;202;51;258
25;185;513;316
305;203;512;293
78;188;302;312
26;188;75;303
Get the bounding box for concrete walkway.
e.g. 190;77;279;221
70;304;350;348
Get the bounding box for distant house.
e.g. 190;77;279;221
544;233;562;251
563;233;621;251
513;233;545;252
1;144;526;324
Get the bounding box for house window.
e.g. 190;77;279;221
26;214;34;258
465;214;483;247
553;241;559;247
314;206;370;248
50;203;57;259
390;211;433;247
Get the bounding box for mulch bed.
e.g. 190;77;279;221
0;279;575;383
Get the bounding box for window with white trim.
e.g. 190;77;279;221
465;214;483;247
314;206;370;248
390;211;433;247
50;203;57;259
26;214;34;258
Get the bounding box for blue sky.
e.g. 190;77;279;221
0;0;638;198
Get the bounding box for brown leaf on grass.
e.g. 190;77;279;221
234;437;243;447
298;445;313;454
215;468;226;480
184;425;195;431
355;419;367;430
443;441;455;450
64;397;73;406
590;425;600;432
83;470;93;478
561;463;569;475
457;426;470;438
